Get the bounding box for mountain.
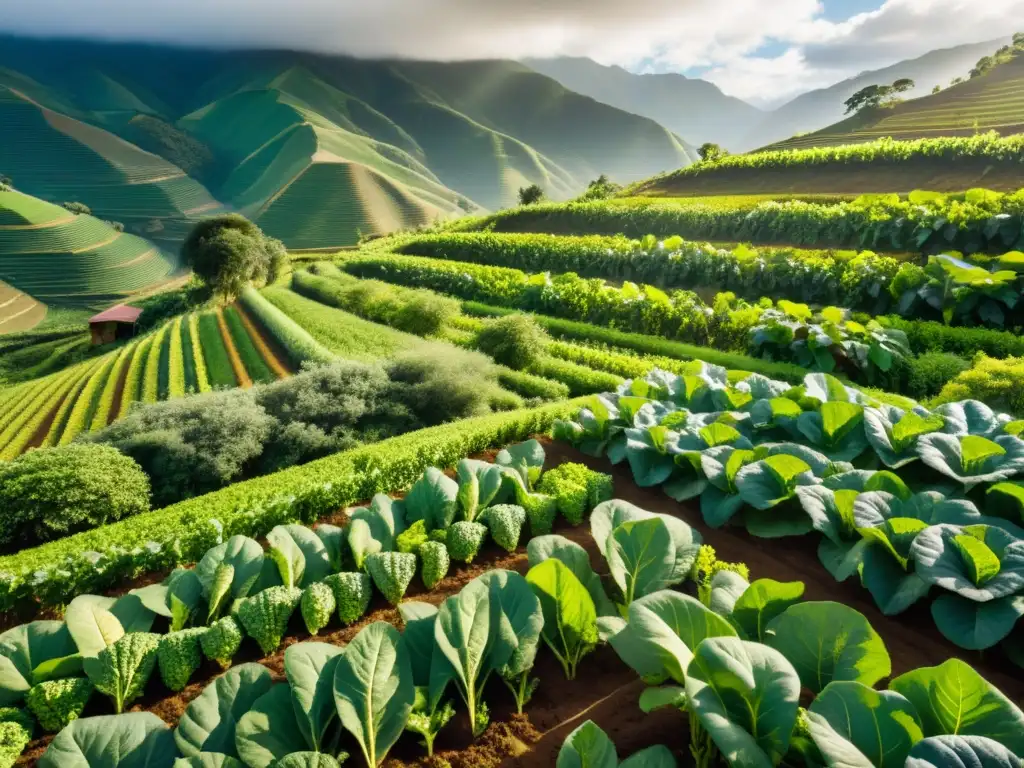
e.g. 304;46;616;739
744;38;1007;150
0;36;697;253
523;57;763;150
760;52;1024;152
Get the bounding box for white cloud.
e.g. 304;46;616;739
0;0;1021;101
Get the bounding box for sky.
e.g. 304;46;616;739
0;0;1021;105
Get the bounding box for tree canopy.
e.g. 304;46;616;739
697;142;728;162
518;184;545;206
181;214;289;300
843;79;915;114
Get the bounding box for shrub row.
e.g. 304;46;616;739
455;184;1024;255
89;343;132;430
118;335;151;417
526;355;624;396
59;352;117;445
187;313;211;393
224;305;275;384
0;400;581;613
197;312;235;388
167;316;186;398
931;353;1024;416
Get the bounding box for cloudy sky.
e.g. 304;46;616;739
1;0;1020;104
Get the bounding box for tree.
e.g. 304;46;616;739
61;201;92;216
970;55;996;78
518;184;544;206
932;84;942;94
0;175;11;191
697;143;728;162
180;214;288;300
578;174;622;201
891;78;915;93
844;84;889;113
1014;31;1024;50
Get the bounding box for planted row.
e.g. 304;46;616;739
555;365;1024;653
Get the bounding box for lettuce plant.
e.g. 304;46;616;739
266;525;332;590
365;552;416;606
175;663;272;759
495;438;546;492
25;677;93;732
157;628;206;692
88;632;160;713
194;536;264;624
398;603;454;755
0;619;79;707
456;459;504;523
323;572;372;626
300;582;336;636
863;404;946;468
526;559;598;680
39;712;176;768
557;720;675;768
796;401;869;461
527;535;617;618
200;617;243;668
481;504;526;552
918;432;1024;487
236;586;303;656
446;522;489;564
417;542;449;590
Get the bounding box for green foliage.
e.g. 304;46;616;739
323;572;373;625
537;463;609;525
482;504;526;553
25;678;93;732
418;541;450;590
932;354;1024;416
520;490;559;537
60;202;92;216
445;521;489;564
181;215;286;300
0;401;579;613
0;443;150;550
200;616;244;668
577;174;623;202
527;559;598;680
905;352;971;398
844;79;915;113
238;287;335;368
299;582;336;636
88;632;161;713
157;629;206;692
697;143;728;162
365;552;417;606
518;184;545;206
0;719;31;768
236;586;303;655
395;520;429;554
475;314;549;370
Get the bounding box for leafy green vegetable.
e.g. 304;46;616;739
0;719;31;768
199;616;243;668
0;620;78;706
918;433;1024;487
766;601;891;693
194;536;264;615
88;632;160;713
729;579;805;642
235;683;310;768
333;622;415;767
365;552;417;605
526;559;597;680
496;439;546;490
175;663;272;758
157;629;205;692
300;582;336;636
685;636;800;767
446;521;489;564
405;468;459;531
456;459;505;523
482;504;527;552
418;542;450;590
266;525;332;590
527;535;617;617
912;524;1024;601
236;586;303;656
556;720;675;768
285;642;343;753
607;518;676;606
905;735;1021;768
39;712;177;768
25;677;93;733
323;572;372;625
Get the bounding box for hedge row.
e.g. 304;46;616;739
187;313;211;393
142;323;167;403
89;343;133;431
59;352;117;445
239;286;335;368
118;335;151;418
0;399;581;613
167;316;186;398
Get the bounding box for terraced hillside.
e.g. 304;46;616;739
0;189;179;331
765;55;1024;153
0;80;222;243
0;37;696;250
0;301;291;455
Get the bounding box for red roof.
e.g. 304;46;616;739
89;304;143;324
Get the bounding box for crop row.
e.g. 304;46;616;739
10;455;1022;767
453;186;1024;255
0;400;580;613
333;252;985;395
555;365;1024;655
651;131;1024;179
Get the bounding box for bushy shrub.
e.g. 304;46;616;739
904;352;971;398
930;354;1024;416
0;444;150;550
475;315;549;370
537;463;611;525
0;720;30;768
181;214;286;300
87;388;274;507
388;348;514;424
482;505;526;552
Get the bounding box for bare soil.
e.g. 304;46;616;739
17;439;1024;765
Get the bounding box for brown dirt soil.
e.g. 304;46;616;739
17;438;1024;765
216;307;253;389
233;301;293;378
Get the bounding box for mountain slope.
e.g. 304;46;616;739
762;54;1024;151
0;37;697;249
745;38;1007;150
523;57;762;149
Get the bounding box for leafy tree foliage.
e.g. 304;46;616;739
0;444;150;549
844;79;915;113
181;214;289;300
697;142;728;162
578;174;622;201
517;184;545;206
61;202;92;216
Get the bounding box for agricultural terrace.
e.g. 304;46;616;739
4;156;1024;767
0;302;290;457
0;86;222;241
0;190;179;331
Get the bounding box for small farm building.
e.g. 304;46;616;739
88;304;142;345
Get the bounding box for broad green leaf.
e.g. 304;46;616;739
457;459;505;522
890;658;1024;754
405;467;459;531
962;435;1006;468
765;602;891;693
638;685;687;713
735;454;813;510
918;433;1024;487
172;756;244;768
195;536;264;603
708;570;750;617
986;481;1024;523
267;527;305;589
65;595;124;658
496;439;546;488
333;622;415;768
433;578;492;711
397;602;438;688
820;402;864;443
607;591;736;685
807;681;923;767
931;594;1024;651
272;525;332;588
0;620;76;704
234;683;309;768
860;546;931;616
39;712;177;768
349;494;405;552
476;570;543;686
860;518;929;570
905;735;1021;768
527;535;617;617
795;487;857;544
730;580;805;642
685;637;800;767
619;745;676;768
527;559;598;679
700;422;742;447
556;720;617;768
129;585;172;618
347;518;381;570
953;532;1002;586
607;518;676;605
284;642;344;752
273;755;342;768
892;412;945;451
911;524;1024;601
864;471;912;500
175;663;272;758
